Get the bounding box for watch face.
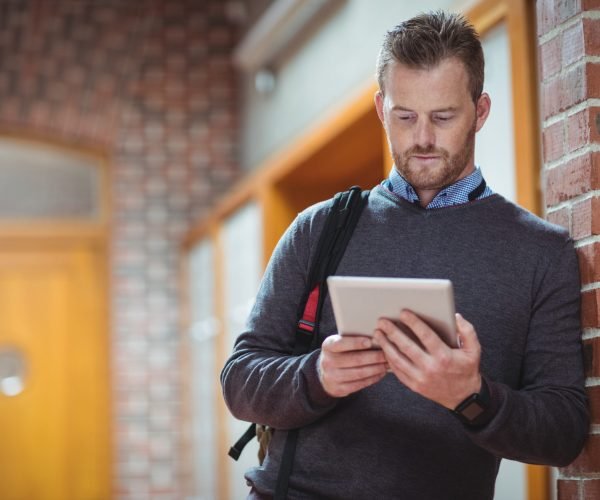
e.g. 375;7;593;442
462;400;485;421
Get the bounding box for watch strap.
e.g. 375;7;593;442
452;377;491;426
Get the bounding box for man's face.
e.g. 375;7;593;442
375;58;490;192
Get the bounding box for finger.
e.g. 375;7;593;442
376;317;428;364
455;313;480;352
374;330;417;378
322;334;373;353
398;310;446;355
322;362;387;397
337;362;388;383
330;349;387;369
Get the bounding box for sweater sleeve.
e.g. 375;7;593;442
220;208;339;430
465;239;589;466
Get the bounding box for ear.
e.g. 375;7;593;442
475;92;491;132
374;90;386;124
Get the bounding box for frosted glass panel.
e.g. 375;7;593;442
0;138;100;219
477;22;516;203
189;240;217;338
188;239;217;500
222;202;263;356
222;202;263;499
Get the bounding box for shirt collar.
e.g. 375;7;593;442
385;166;491;209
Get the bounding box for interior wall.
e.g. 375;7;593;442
0;1;241;498
239;0;459;171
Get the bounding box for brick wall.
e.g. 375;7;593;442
0;1;240;498
538;1;600;498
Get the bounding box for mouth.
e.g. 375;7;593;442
411;155;441;161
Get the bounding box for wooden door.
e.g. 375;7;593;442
0;242;110;500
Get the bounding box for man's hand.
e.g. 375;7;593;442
373;311;481;409
318;334;388;398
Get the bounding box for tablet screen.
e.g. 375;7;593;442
327;276;457;348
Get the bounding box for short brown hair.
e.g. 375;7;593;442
376;11;484;102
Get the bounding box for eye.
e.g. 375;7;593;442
395;113;415;122
434;114;454;122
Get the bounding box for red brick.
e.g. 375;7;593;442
561;64;587;111
588;63;600;100
583;0;600;8
537;0;557;37
583;19;600;58
540;35;563;81
577;243;600;285
542;77;563;120
588;386;600;426
20;76;36;97
544;120;566;162
547;206;571;232
583;337;600;378
544;152;600;206
556;0;584;25
557;479;580;500
583;478;600;500
28;101;51;128
552;64;600;115
572;197;600;239
563;20;585;67
1;97;21;123
581;289;600;328
567;107;600;153
563;434;600;474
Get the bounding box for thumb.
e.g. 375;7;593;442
455;313;479;351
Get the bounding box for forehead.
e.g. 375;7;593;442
382;58;472;109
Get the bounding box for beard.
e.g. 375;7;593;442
392;121;476;191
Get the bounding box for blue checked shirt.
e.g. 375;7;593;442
384;166;494;209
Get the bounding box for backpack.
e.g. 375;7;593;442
228;186;370;499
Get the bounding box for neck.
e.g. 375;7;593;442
413;163;476;208
414;188;440;208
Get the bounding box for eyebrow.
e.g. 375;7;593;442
391;105;459;113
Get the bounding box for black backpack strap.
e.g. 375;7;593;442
228;422;257;460
226;187;370;472
293;187;369;354
274;186;369;500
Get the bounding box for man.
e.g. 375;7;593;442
221;11;588;499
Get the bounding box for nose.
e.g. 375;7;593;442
414;118;435;149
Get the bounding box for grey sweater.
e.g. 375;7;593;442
221;186;589;500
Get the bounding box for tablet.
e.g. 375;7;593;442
327;276;457;348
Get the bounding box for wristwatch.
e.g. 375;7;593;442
452;377;490;425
